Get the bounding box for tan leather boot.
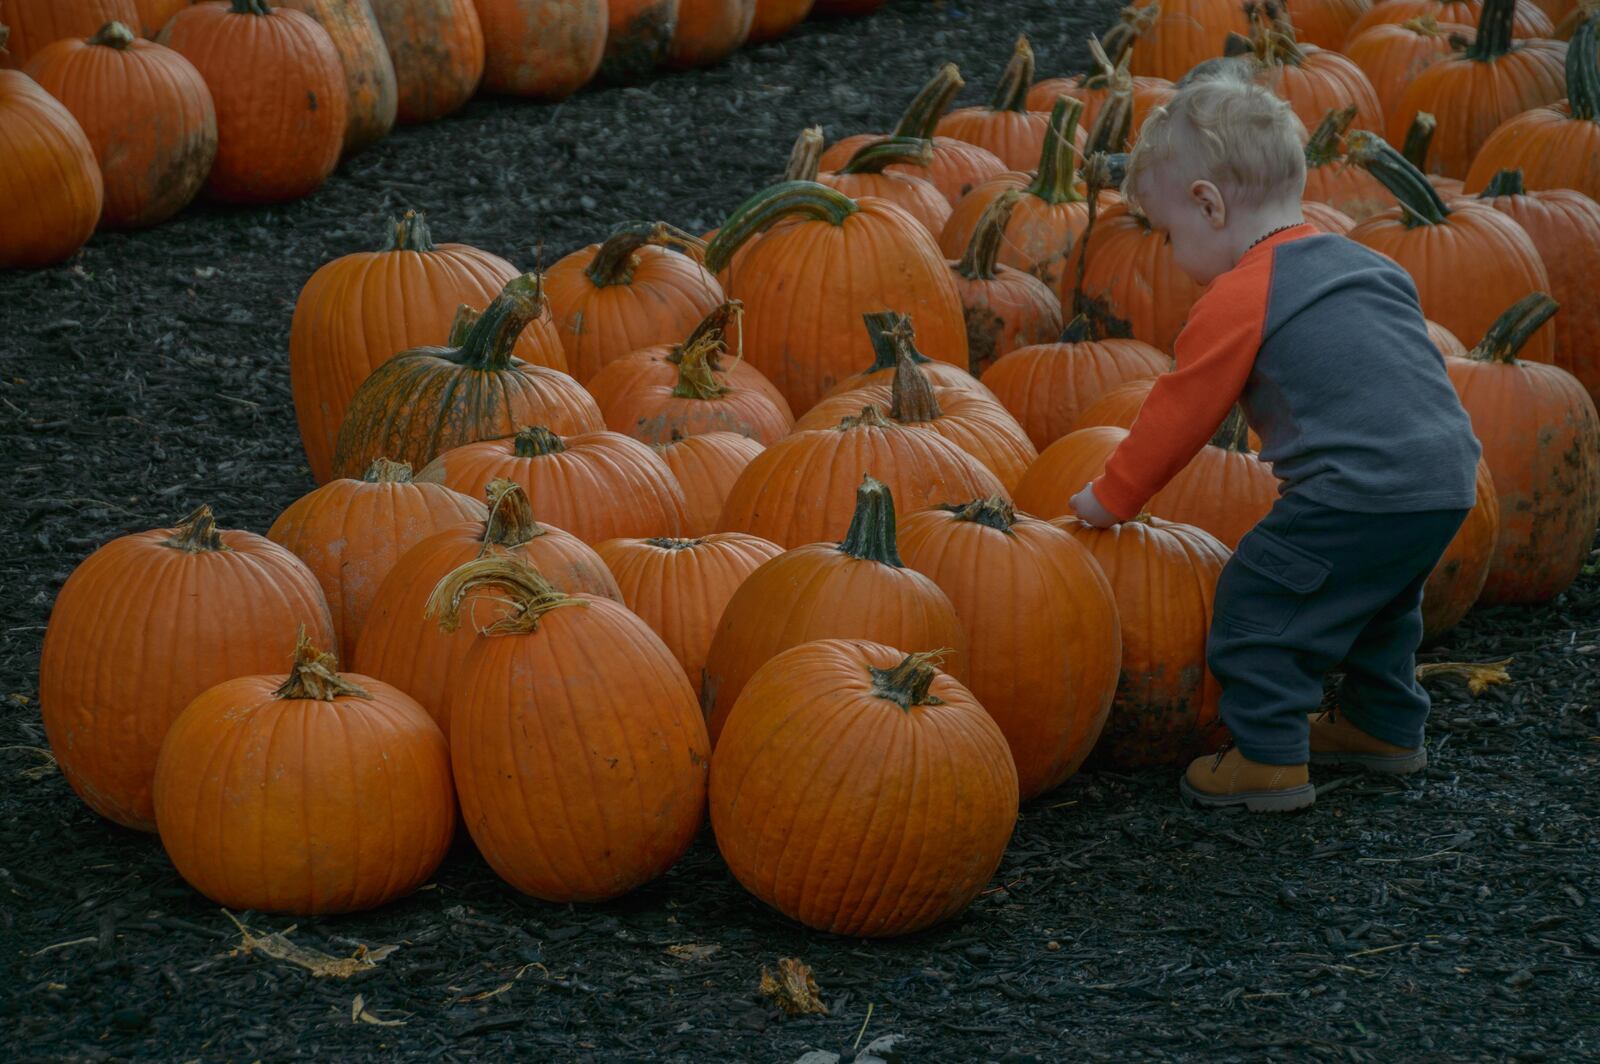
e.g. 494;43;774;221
1179;747;1315;812
1308;709;1427;775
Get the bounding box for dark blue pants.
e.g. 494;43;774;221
1206;493;1471;765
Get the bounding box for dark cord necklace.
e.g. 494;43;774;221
1248;223;1302;251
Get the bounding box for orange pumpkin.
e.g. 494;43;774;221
899;498;1121;798
1346;131;1555;364
1344;15;1473;118
1063;200;1206;354
26;22;214;230
703;477;969;739
1422;458;1499;639
707;181;968;415
934;35;1049;169
1243;2;1385;133
949;189;1065;376
0;0;139;67
1051;514;1231;767
1301;105;1393;221
668;0;752;68
1389;0;1568;177
1303;198;1358;233
1027;8;1175;137
275;0;395;154
1446;294;1600;605
159;0;346;203
153;633;455;914
746;0;812;43
0;66;103;267
473;0;604;96
332;275;602;478
600;0;676;82
434;557;709;901
710;639;1018;937
784;127;951;237
656;431;765;536
821;312;997;403
1343;0;1553;44
268;458;485;658
1292;0;1375;48
544;222;724;384
1428;319;1469;357
351;479;620;732
421;426;690;542
131;0;194;36
1126;0;1251;80
370;0;483;123
595;532;782;698
40;506;335;831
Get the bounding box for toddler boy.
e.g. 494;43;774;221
1069;73;1481;812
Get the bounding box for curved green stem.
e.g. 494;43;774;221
1345;131;1451;228
957;189;1021;281
1464;0;1516;59
1026;96;1086;206
838;136;934;175
586;222;707;287
837;476;903;566
706;182;859;274
89;21;137;48
382;210;436;253
1470;293;1559;363
457;274;545;370
1209;406;1252;452
512;426;565;457
892;63;965;139
1401;111;1437;171
988;36;1035;112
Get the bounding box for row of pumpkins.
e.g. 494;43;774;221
34;6;1600;938
0;0;883;267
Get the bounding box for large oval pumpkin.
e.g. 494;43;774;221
370;0;483;123
655;431;765;536
473;0;604;97
40;506;335;831
0;0;139;68
0;67;103;267
276;0;396;154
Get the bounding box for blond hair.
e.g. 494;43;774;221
1122;71;1306;216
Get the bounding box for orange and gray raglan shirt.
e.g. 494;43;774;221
1090;224;1481;521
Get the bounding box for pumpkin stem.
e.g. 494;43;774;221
1567;11;1599;122
1345;131;1451;229
887;328;943;424
869;651;947;711
363;457;415;482
1244;1;1307;67
837;136;934;176
942;495;1017;532
1480;168;1527;197
163;504;228;553
783;126;825;182
1025;96;1087;206
673;300;743;369
88;21;136;47
447;303;483;347
862;311;933;372
1469;293;1559;364
837;475;903;566
891;62;965;139
382;210;436;252
483;478;545;549
671;334;731;400
586;222;708;287
1084;73;1134;156
1100;3;1160;70
273;628;371;701
1465;0;1516;59
457;273;545;370
512;425;566;457
957;189;1022;281
230;0;273;13
706;182;860;274
988;36;1035;112
1209;406;1252;451
1400;111;1437;171
645;537;705;549
838;404;895;432
1062;152;1134;341
1304;106;1358;169
426;556;587;636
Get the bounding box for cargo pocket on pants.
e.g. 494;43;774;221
1214;526;1333;637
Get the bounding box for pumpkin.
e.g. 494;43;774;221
0;0;139;67
1389;0;1568;176
1292;0;1375;48
40;505;335;831
291;213;565;483
420;425;690;542
332;274;602;478
703;476;969;740
0;65;103;267
131;0;193;36
600;0;677;82
667;0;752;69
1428;319;1469;357
820;311;997;402
898;498;1121;797
159;0;346;203
1446;293;1600;605
949;190;1065;376
473;0;604;97
794;316;1038;491
431;556;710;901
1302;198;1358;233
268;458;485;658
1061;200;1206;354
656;431;765;536
707;181;968;414
1346;131;1555;364
819;63;1010;207
1125;0;1251;80
1242;2;1386;133
1463;11;1600;199
543;221;724;384
1301;105;1392;221
1051;514;1231;767
937;97;1094;296
933;35;1049;169
746;0;811;43
152;633;454;914
1017;415;1279;549
783;126;951;237
595;532;782;698
351;479;619;732
1422;458;1499;639
720;405;1006;548
369;0;483;123
1471;169;1600;403
1344;15;1473;117
274;0;395;154
710;639;1017;937
1027;8;1175;137
25;21;215;230
1343;0;1553;43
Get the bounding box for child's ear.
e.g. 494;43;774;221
1190;181;1227;229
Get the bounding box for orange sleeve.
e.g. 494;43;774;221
1090;251;1272;521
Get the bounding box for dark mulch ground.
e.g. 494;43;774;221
3;1;1598;1060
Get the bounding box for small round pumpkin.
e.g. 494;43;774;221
934;35;1049;169
710;639;1018;938
276;0;397;154
655;431;765;536
474;0;604;97
0;0;140;68
1421;458;1499;640
153;633;455;914
0;66;103;267
668;0;754;69
370;0;483;123
949;189;1065;377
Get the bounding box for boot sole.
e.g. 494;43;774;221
1178;779;1317;813
1310;749;1428;775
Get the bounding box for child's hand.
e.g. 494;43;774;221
1069;483;1120;528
